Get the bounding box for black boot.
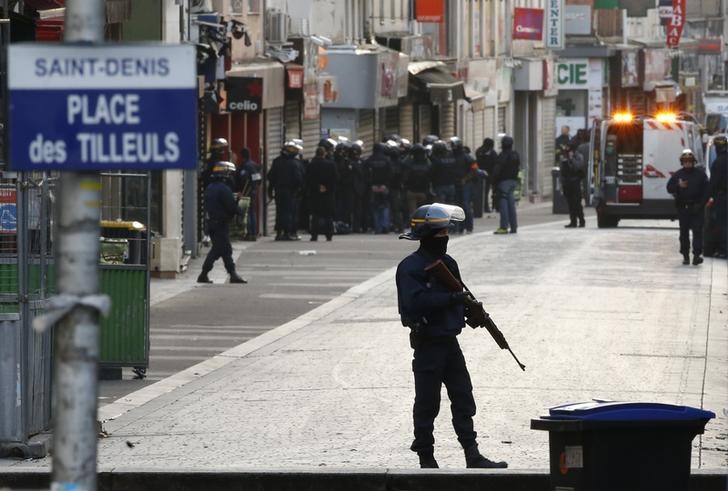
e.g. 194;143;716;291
692;255;703;265
464;444;508;469
229;273;248;284
564;222;577;228
197;272;212;284
417;450;439;469
682;254;690;265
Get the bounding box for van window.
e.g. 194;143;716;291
606;123;643;154
706;114;728;135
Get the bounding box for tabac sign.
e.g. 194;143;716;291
8;44;197;171
667;0;685;48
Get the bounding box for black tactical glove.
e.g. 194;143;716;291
463;294;488;328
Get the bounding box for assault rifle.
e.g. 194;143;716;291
424;259;526;371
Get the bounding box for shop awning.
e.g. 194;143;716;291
227;60;285;110
23;0;131;23
409;61;465;104
464;87;486;112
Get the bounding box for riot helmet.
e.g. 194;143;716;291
422;134;439;146
501;135;514;149
318;138;335;151
714;135;728;154
679;148;696;166
399;203;465;240
410;143;427;159
449;136;464;151
350;142;363;159
209;137;228;157
210;161;236;186
431;140;448;156
282;141;300;157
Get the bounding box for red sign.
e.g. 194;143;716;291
666;0;685;48
416;0;444;23
286;65;304;89
697;38;722;54
513;8;544;41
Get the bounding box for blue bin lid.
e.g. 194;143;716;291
547;401;716;422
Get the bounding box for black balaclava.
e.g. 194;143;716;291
420;234;449;257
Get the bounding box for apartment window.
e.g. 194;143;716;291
248;0;261;14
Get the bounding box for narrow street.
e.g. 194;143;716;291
65;207;728;471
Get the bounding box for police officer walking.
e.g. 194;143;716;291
197;161;247;284
559;143;586;228
364;142;393;233
476;138;497;213
708;135;727;258
667;149;710;265
396;203;508;469
493;136;520;235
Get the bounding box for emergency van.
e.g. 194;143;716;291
589;112;705;228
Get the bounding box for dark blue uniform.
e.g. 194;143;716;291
396;249;478;454
201;180;238;276
667;166;709;258
268;154;304;239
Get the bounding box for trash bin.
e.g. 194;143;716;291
98;220;150;378
531;400;714;491
551;167;569;214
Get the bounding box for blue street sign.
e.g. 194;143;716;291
8;44;198;171
0;204;17;233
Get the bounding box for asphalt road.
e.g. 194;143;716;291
98;202;585;405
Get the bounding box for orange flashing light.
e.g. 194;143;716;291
613;112;633;123
655;112;677;123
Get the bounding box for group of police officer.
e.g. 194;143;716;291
264;133;523;241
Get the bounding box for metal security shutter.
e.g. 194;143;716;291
484;107;495;140
473;107;485;149
542;96;556;197
264;106;284;236
418;104;431;142
441;102;455;140
301;117;320;161
399;102;414;143
358;109;375;157
284;99;300;142
497;105;507;134
384;106;400;138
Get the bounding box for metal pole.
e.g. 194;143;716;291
52;1;105;490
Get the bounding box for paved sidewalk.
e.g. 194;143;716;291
4;216;727;473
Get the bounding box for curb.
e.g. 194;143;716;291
1;468;726;491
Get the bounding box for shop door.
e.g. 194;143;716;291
301;117;320;161
284;99;300;142
484;107;495;140
473;108;485;149
399;102;414;143
358;109;375;157
417;104;432;143
542;96;557;196
441;102;455;140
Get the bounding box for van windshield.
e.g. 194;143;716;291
606;123;643;154
706;114;727;134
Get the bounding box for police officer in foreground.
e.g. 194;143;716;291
197;161;247;284
396;203;508;469
708;135;727;258
667;149;710;265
